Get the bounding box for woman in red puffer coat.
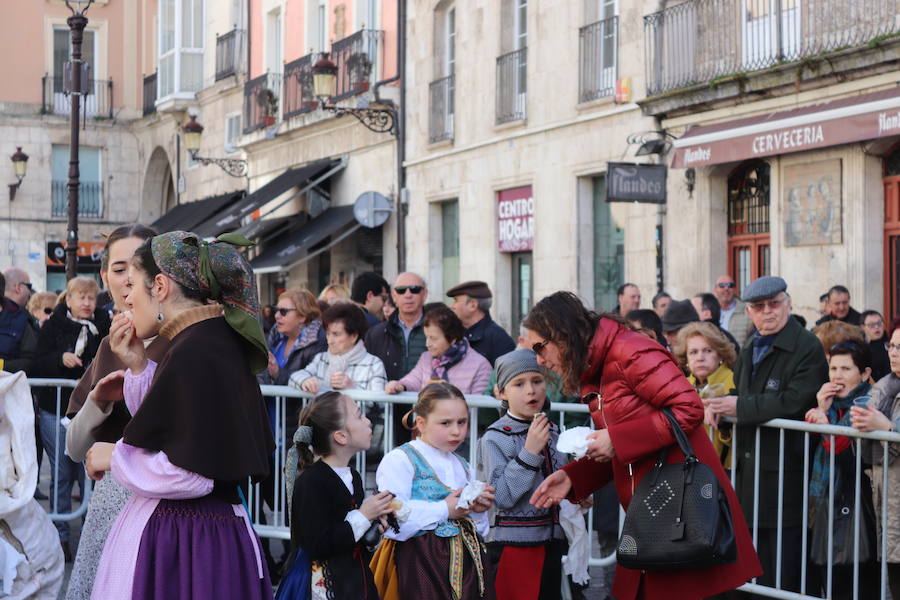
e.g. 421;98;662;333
526;292;760;600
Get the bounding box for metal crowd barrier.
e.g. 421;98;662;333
27;379;900;600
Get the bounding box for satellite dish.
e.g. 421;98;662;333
354;191;394;228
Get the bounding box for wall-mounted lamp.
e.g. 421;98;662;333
9;147;28;201
627;131;676;157
182;116;248;178
312;53;397;136
685;168;696;195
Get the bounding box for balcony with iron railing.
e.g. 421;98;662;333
282;54;318;120
216;28;246;81
143;72;157;116
51;181;103;219
330;29;384;102
42;75;113;119
496;48;527;125
644;0;900;97
243;71;283;134
579;16;618;103
429;75;454;143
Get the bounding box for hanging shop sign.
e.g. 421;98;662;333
497;186;534;252
606;162;667;204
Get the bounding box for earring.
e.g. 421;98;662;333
157;311;164;323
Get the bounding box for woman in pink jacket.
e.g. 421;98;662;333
385;304;492;394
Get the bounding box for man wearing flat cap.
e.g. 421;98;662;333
705;276;827;594
447;281;515;366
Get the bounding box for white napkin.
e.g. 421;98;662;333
559;499;591;586
556;427;593;459
457;479;486;510
0;536;24;595
390;497;411;522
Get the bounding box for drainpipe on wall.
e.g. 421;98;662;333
653;1;669;295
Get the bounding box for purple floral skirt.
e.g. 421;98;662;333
131;496;273;600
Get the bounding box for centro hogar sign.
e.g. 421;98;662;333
497;186;534;252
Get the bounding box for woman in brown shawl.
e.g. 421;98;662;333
84;231;274;599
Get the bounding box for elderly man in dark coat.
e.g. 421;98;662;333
447;281;515;366
705;276;828;595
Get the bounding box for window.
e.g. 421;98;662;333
884;147;900;320
51;145;102;218
317;0;328;52
579;0;617;102
727;160;771;296
592;175;624;311
266;9;282;75
497;0;526;123
429;4;455;142
742;0;800;69
441;200;460;294
225;114;241;153
158;0;204;100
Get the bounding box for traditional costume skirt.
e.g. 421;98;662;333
130;496;272;600
392;531;495;600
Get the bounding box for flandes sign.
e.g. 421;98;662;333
672;87;900;168
606;162;667;204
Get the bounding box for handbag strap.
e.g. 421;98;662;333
661;407;698;462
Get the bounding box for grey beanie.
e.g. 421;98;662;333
496;349;542;391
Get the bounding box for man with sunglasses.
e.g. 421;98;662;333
714;274;751;348
705;275;827;595
447;280;515;366
0;268;38;375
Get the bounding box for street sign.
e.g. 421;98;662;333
353;191;393;228
606;162;667;204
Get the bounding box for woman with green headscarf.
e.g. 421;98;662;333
83;231;274;599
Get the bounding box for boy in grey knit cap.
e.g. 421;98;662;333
477;349;568;598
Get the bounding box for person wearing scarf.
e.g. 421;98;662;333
84;231;274;600
387;304;492;395
30;276;110;561
804;341;879;599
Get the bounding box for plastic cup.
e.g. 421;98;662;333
852;395;874;409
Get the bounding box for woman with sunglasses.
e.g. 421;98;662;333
804;341;878;600
27;291;58;327
527;292;760;600
852;319;900;599
258;288;326;388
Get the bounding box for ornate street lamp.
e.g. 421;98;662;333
182;116;248;178
312;54;396;136
8;147;28;201
63;0;94;280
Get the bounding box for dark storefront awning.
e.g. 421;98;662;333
233;215;294;241
193;157;344;238
150;190;246;234
250;206;359;274
671;86;900;168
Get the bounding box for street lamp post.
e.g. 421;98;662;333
182;116;248;178
311;54;397;135
8;148;28;201
64;0;94;281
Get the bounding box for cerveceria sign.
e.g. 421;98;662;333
606;162;667;204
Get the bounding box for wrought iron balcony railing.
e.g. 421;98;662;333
282;54;318;119
330;29;384;102
42;75;113;119
143;72;157;116
429;75;455;143
579;16;618;103
243;71;283;134
644;0;900;96
496;48;527;124
51;181;103;219
215;28;246;81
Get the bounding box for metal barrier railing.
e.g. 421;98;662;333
27;379;900;599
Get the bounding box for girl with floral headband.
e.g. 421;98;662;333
84;231;275;599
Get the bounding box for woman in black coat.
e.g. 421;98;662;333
29;277;110;557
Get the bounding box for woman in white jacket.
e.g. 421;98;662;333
0;370;64;598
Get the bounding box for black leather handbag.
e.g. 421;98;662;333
616;408;737;571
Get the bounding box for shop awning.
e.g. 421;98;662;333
150;190;246;234
233;215;294;241
671;86;900;168
193;157;344;238
250;206;360;274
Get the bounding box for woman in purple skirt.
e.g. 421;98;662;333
83;231;275;600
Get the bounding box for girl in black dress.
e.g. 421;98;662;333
282;392;395;599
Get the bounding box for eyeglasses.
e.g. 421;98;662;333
532;339;551;356
748;296;786;312
20;282;33;292
717;282;736;289
394;286;424;295
274;307;297;316
42;307;53;315
830;341;861;354
864;321;884;328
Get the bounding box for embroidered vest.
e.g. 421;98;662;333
399;443;469;537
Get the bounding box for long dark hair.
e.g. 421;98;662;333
522;291;605;395
296;391;347;469
101;224;156;271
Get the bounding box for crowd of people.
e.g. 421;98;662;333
0;226;898;599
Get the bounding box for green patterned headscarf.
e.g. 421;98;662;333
151;231;268;374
